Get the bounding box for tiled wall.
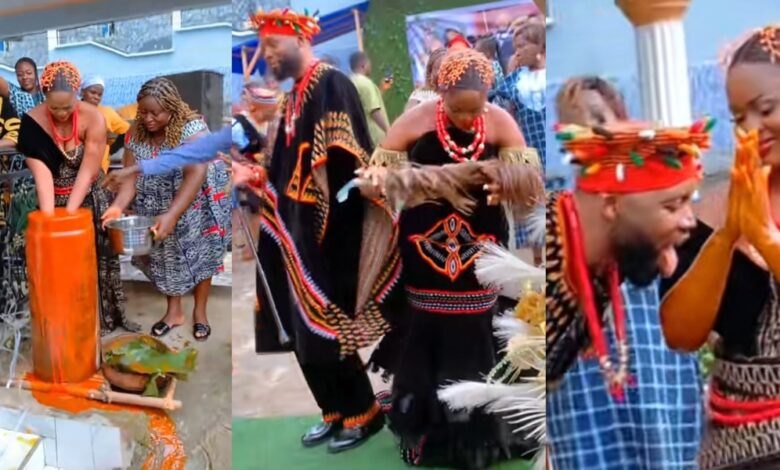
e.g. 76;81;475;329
545;61;734;188
181;5;234;28
0;33;48;70
57;15;173;54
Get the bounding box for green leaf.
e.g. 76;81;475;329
664;156;682;169
704;117;717;132
630;151;644;167
142;373;162;397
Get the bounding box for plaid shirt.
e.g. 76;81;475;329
492;68;546;167
547;281;703;469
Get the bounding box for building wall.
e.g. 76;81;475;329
547;0;780;83
0;26;231;110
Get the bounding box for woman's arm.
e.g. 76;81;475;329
660;146;746;351
0;77;10;98
26;158;55;214
66;110;106;213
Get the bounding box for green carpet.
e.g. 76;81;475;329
233;416;532;470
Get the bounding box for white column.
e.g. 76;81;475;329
635;20;692;127
172;11;182;31
47;30;58;51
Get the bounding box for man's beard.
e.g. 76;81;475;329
271;53;302;81
613;229;660;287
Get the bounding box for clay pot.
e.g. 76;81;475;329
615;0;691;27
101;334;172;394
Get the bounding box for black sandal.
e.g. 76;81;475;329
193;323;211;341
151;321;178;337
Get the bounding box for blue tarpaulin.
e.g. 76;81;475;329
232;1;369;76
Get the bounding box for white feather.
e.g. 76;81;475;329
438;381;547;443
523;205;546;247
493;310;525;343
475;243;544;298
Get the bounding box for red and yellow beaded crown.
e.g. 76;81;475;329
556;118;714;193
249;7;321;40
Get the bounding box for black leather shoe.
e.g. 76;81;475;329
301;420;341;448
326;413;385;453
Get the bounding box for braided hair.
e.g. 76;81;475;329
556;76;628;123
728;25;780;69
437;48;495;92
40;61;81;94
134;77;200;148
14;57;39;91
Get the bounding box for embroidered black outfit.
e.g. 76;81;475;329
255;62;402;427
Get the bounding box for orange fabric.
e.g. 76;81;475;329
117;103;138;121
251;8;321;40
99;104;130;172
344;401;381;428
576;154;702;194
26;208;98;383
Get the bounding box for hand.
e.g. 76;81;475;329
217;152;232;176
232;161;266;188
736;129;779;251
100;206;122;229
484;181;502;206
152;213;177;241
355;166;388;199
103;166;139;192
722;134;750;243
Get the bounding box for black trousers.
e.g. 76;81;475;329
298;353;376;419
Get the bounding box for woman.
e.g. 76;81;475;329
660;25;780;469
0;58;44;317
15;61;138;335
0;86;25;316
80;75;130;173
104;77;229;342
405;48;446;111
363;49;541;469
0;58;44;117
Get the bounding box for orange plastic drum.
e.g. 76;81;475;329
26;208;99;383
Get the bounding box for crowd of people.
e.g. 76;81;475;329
0;57;230;341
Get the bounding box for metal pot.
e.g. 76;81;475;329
106;215;158;256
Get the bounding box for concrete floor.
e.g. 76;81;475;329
231;217;395;420
0;275;232;469
231;215;535;419
119;280;232;469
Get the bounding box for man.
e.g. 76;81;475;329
547;77;702;470
249;8;400;453
349;51;389;149
80;75;130;173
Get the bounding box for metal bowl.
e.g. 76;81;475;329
105;215;158;256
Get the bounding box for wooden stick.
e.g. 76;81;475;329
241;47;249;82
12;379;182;411
353;9;364;52
246;45;263;82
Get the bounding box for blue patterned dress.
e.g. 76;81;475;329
127;119;230;296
